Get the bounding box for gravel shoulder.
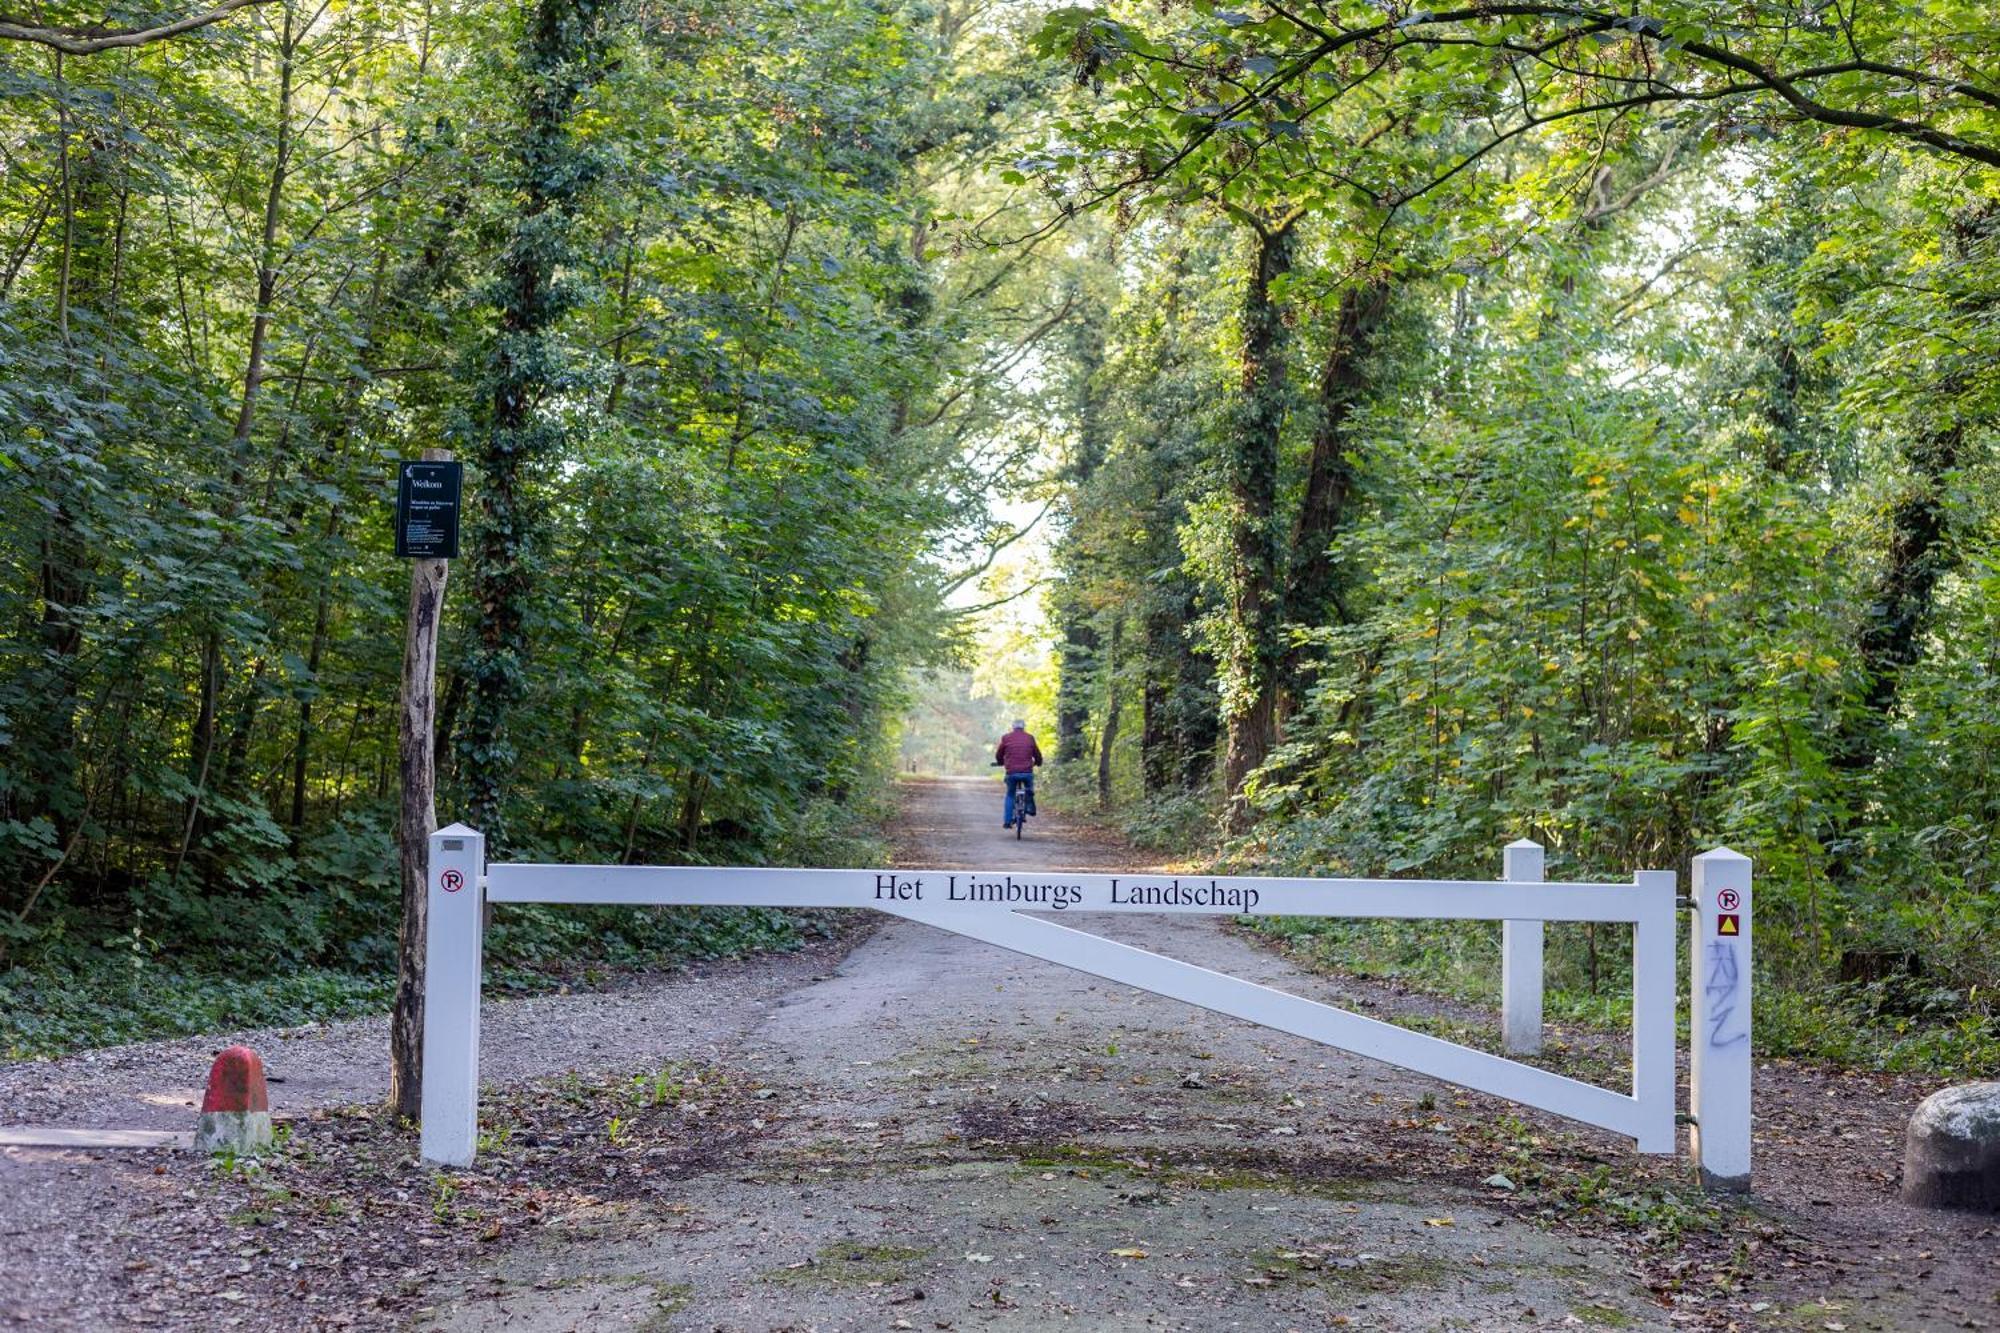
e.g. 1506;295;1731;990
0;919;862;1329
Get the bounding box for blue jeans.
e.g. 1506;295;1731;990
1004;772;1036;825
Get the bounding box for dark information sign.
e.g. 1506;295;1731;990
395;460;462;559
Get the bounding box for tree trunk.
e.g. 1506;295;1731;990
1096;619;1121;809
1840;419;1962;772
1053;279;1111;767
289;545;336;834
1055;615;1099;763
1281;277;1391;710
31;57;121;852
461;0;614;846
180;5;297;877
171;636;221;885
1220;219;1296;829
389;448;452;1122
231;3;294;462
1140;583;1216;795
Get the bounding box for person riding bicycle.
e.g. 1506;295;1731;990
994;720;1043;829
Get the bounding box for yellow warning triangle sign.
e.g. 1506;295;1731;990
1717;914;1740;936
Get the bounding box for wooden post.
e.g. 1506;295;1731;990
389;447;451;1121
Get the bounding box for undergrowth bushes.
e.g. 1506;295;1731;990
1;790;888;1060
1246;912;2000;1077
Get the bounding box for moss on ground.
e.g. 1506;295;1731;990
1009;1140;1407;1202
636;1282;693;1329
765;1240;933;1285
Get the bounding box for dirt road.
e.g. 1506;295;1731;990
4;777;1992;1330
418;779;1672;1331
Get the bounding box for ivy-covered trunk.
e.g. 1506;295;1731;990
461;0;616;845
1282;276;1390;711
1219;218;1295;828
1054;612;1099;764
1140;570;1217;795
1096;618;1121;808
1054;285;1110;766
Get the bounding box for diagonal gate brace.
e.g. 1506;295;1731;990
883;902;1663;1150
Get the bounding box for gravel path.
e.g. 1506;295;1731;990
5;777;1992;1331
415;780;1672;1332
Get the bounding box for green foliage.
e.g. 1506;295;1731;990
1250;915;2000;1074
0;0;1062;1053
1028;0;2000;1070
0;960;393;1061
4;0;1998;1086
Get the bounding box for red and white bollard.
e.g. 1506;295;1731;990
195;1046;272;1156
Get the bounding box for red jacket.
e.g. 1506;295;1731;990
995;730;1043;774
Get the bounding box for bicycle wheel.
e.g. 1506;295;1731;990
1016;804;1026;839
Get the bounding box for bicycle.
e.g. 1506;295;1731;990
994;763;1036;838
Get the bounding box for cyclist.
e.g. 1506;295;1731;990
994;719;1043;829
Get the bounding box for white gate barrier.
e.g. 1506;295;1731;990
419;825;1753;1190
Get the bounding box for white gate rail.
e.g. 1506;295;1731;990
419;824;1753;1191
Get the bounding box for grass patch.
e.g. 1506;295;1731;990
767;1240;932;1285
636;1283;693;1331
1246;1247;1451;1294
1011;1141;1403;1202
1321;1253;1450;1294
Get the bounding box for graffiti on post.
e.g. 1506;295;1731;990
1703;940;1747;1048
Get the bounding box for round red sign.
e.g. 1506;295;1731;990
441;868;465;893
1716;888;1740;911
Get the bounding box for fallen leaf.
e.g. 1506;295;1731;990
1423;1217;1455;1227
1109;1247;1148;1259
963;1252;992;1264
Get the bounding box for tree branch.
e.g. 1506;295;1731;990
0;0;277;54
940;496;1058;598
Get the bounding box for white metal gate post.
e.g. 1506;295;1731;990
1690;848;1753;1190
1501;839;1545;1055
1630;869;1679;1153
419;823;485;1167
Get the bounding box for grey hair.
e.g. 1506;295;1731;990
1012;719;1026;729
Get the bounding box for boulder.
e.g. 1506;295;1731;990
1903;1082;2000;1212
